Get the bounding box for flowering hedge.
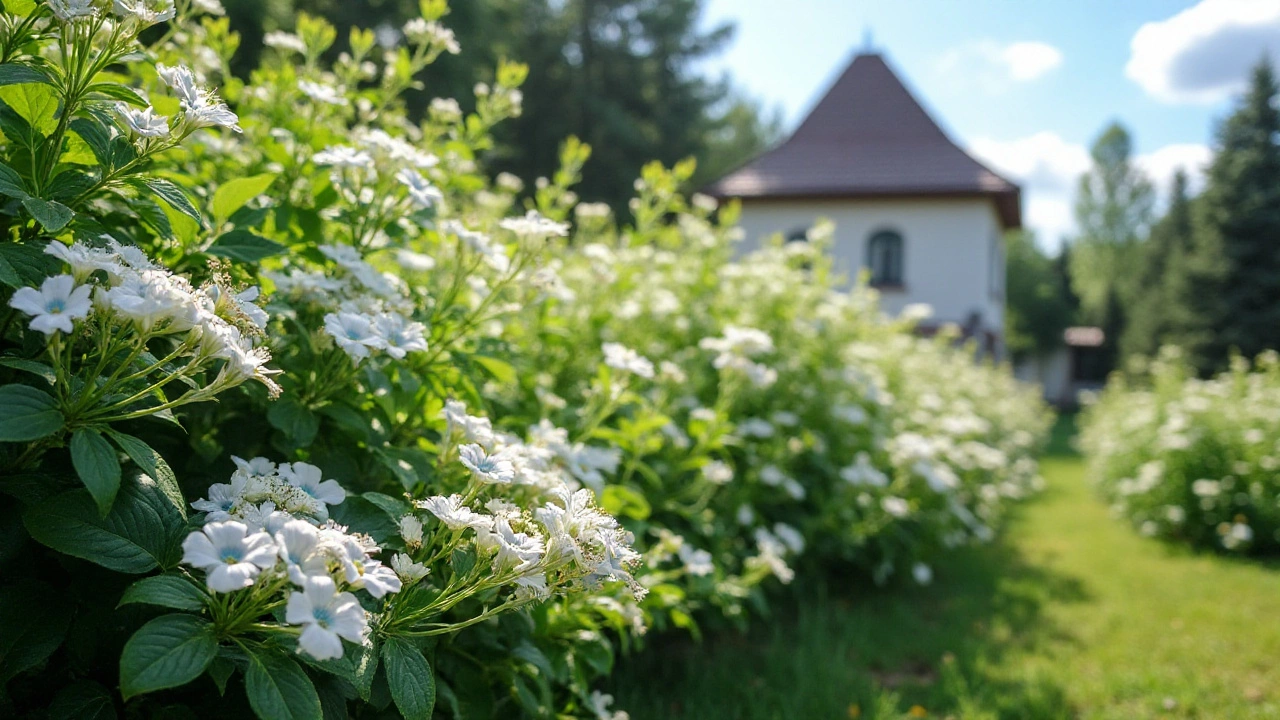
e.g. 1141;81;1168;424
1081;348;1280;554
0;1;1050;718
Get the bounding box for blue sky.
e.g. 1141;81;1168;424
697;0;1280;249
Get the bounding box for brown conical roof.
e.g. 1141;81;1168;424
707;53;1021;229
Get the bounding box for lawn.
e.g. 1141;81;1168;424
606;417;1280;719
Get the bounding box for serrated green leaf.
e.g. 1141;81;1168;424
71;428;122;516
24;471;186;573
245;650;323;720
118;575;207;611
267;398;320;446
206;229;287;263
0;82;57;135
138;177;201;223
106;430;185;519
0;357;54;384
0;65;51;87
22;195;74;232
86;82;146;106
0;383;63;442
0;161;27;199
212;174;276;224
382;638;435;720
119;614;217;700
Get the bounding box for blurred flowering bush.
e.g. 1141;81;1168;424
1081;348;1280;554
0;1;1049;718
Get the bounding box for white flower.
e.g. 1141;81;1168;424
373;313;428;359
701;460;733;485
912;562;933;585
313;146;373;169
398;515;424;547
9;275;92;336
156;64;241;133
499;210;569;239
191;0;225;15
602;342;654;379
44;241;126;281
396;169;443;209
286;576;366;661
48;0;96;21
100;270;200;332
588;690;629;720
298;80;347;107
458;444;516;484
279;462;346;507
416;494;493;531
112;0;175;25
759;465;787;487
773;523;805;554
881;496;910;518
390;553;429;582
677;545;714;576
275;519;325;585
478;517;544;572
181;521;277;593
324;312;386;362
263;31;306;54
396;249;436;272
115;103;170;137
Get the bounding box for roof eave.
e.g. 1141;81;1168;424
708;187;1022;231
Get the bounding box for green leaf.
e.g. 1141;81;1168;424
0;357;55;385
267;398;320;446
1;1;38;17
362;491;411;521
22;195;74;232
71;428;122;516
49;680;117;720
0;579;73;684
86;82;146;106
472;355;517;384
0;161;27;199
0;241;59;286
329;496;397;544
0;383;63;442
600;484;651;521
106;430;186;519
119;614;217;700
0;65;51;87
245;650;323;720
212;174;276;224
0;82;57;135
138;178;201;223
0;254;17;287
24;471;186;573
382;638;435;720
118;575;206;612
206;230;287;263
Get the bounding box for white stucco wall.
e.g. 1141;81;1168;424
735;197;1006;334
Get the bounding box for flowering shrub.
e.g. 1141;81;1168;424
0;1;1048;718
1081;348;1280;553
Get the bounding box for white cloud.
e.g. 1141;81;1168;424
968;134;1212;249
936;40;1063;93
1127;0;1280;104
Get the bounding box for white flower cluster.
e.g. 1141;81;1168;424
156;63;241;133
10;240;280;397
183;458;402;660
699;325;778;388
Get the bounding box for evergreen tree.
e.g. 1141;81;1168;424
1190;57;1280;365
1004;230;1075;362
1121;171;1195;359
224;0;780;211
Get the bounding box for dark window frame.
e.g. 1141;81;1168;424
866;229;905;287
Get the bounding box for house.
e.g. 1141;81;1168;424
706;51;1020;358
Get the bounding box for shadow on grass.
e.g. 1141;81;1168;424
608;509;1091;719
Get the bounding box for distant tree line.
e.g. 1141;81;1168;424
220;0;783;212
1006;58;1280;376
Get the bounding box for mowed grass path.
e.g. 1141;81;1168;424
608;419;1280;719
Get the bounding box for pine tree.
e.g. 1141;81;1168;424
1193;57;1280;364
1121;171;1195;359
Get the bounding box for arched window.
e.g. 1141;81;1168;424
866;230;904;287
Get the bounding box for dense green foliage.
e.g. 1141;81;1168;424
0;2;1048;718
1004;229;1073;362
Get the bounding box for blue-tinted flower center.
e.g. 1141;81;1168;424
312;607;332;628
46;299;65;314
220;547;243;564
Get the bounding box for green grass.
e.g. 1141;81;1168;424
606;418;1280;719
